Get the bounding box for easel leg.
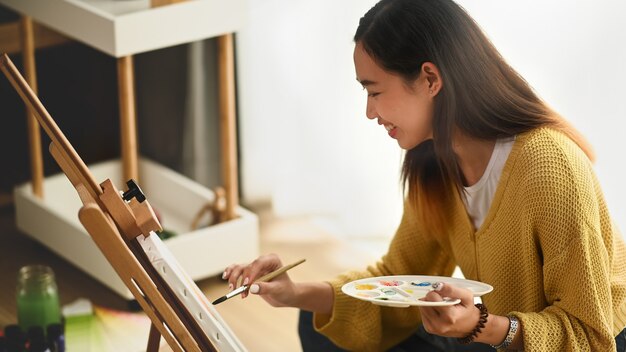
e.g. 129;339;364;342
147;323;161;352
117;55;139;184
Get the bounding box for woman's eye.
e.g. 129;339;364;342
362;86;379;98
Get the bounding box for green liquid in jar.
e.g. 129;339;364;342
16;265;62;332
17;290;61;331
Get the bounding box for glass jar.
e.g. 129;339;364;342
16;265;62;332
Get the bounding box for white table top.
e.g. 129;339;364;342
0;0;246;57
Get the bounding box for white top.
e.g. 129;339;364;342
462;136;516;230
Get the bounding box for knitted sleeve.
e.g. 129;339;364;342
313;202;456;351
512;130;618;351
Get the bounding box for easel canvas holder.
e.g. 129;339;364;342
1;53;246;351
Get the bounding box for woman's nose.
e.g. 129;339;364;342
366;99;377;120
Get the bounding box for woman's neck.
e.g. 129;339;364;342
453;133;496;187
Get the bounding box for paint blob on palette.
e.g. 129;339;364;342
341;275;493;307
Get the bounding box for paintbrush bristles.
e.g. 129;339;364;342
212;296;227;305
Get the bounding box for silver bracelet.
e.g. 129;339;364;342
490;315;519;349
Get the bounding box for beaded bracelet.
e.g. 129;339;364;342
458;303;489;345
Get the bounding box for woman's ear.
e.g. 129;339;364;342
421;62;442;96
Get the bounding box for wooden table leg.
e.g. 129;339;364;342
147;322;161;352
20;16;44;198
217;33;238;221
117;55;139;184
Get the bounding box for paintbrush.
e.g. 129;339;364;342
212;259;306;305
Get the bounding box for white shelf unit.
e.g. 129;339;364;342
0;0;246;57
1;0;258;299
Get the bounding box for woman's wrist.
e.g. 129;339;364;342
458;303;489;344
293;282;334;314
489;315;519;349
474;312;510;346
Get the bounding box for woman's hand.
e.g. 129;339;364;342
222;254;335;313
222;253;298;307
418;282;481;338
419;282;516;347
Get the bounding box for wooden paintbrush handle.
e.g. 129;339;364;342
257;259;306;283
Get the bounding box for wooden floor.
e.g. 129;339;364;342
0;202;380;351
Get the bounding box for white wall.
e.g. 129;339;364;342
236;0;626;238
236;0;402;238
458;0;626;233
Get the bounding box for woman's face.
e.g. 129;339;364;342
353;42;436;150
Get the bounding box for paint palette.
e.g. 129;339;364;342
341;275;493;308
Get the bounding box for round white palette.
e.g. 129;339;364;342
341;275;493;308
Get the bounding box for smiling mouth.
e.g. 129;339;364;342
385;124;398;138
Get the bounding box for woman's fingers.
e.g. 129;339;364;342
225;264;245;291
421;282;473;313
222;254;284;298
248;279;296;307
430;282;474;306
419;304;440;333
418;282;479;337
247;254;282;283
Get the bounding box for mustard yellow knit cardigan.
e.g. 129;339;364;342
314;128;626;351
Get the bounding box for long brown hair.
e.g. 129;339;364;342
354;0;594;235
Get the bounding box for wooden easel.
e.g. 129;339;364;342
1;53;244;351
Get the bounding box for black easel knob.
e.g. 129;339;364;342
122;179;146;203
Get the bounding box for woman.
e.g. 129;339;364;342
223;0;626;350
